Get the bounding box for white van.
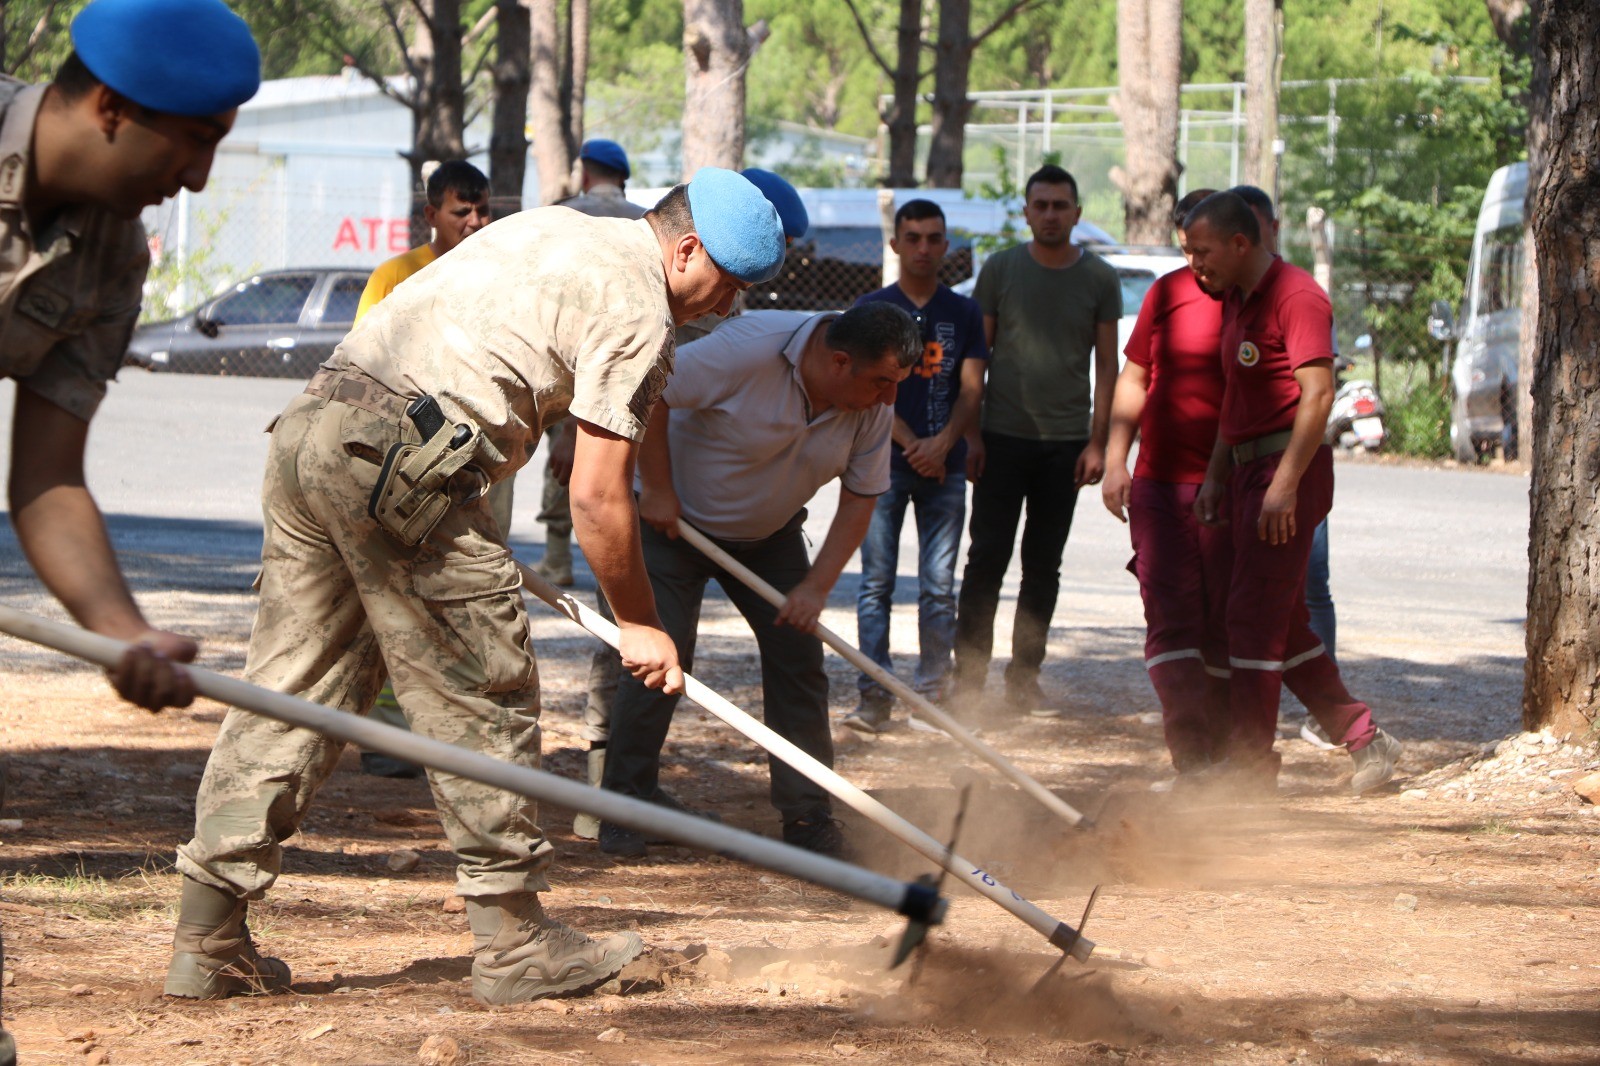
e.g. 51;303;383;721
1447;162;1526;463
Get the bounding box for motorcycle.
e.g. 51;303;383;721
1325;357;1387;452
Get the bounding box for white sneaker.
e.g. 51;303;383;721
1300;719;1341;751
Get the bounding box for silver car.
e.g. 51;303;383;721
127;267;371;379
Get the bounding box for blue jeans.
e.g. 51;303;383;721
1305;518;1337;662
856;466;967;703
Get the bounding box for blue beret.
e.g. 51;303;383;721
741;168;809;240
579;138;631;180
686;167;786;285
71;0;261;116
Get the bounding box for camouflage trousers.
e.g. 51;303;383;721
177;389;550;900
537;424;572;537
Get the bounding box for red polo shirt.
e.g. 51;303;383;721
1218;257;1335;445
1123;267;1225;483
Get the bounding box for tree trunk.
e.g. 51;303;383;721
408;0;468;242
489;0;531;217
883;0;922;187
1523;0;1600;737
682;0;749;177
1242;0;1281;195
925;0;972;188
1113;0;1183;244
528;0;572;203
566;0;590;163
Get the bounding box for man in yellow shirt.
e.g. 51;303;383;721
353;159;492;777
355;160;491;319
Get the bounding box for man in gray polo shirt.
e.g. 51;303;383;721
595;303;920;858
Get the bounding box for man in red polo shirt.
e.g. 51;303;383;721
1187;191;1401;794
1102;189;1230;775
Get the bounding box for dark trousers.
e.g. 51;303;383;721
1226;445;1375;760
602;516;833;822
954;432;1087;690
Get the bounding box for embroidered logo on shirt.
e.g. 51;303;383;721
1237;340;1261;367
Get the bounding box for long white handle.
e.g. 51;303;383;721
0;604;943;927
674;521;1090;828
522;564;1094;960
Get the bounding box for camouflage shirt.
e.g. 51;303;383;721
330;209;675;482
0;79;149;423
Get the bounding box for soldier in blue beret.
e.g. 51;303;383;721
0;2;260;1057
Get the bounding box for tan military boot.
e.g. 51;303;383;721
466;893;642;1005
534;530;575;586
164;878;291;998
572;745;604;840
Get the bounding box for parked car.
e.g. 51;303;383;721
1436;161;1526;463
127;267;372;379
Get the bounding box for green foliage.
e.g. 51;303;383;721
142;206;255;324
2;0;77;80
1277;18;1526;390
1385;377;1452;458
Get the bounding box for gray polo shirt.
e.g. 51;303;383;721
650;310;893;541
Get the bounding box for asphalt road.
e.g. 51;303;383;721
0;370;1532;735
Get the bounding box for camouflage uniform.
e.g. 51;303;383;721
0;75;149;1063
539;183;648;576
178;209;674;900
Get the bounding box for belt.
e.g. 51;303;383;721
1230;429;1294;465
305;366;410;423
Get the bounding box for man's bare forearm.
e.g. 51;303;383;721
11;484;149;639
1105;362;1150;471
1271;368;1335;493
804;489;877;595
569;422;660;629
1089;324;1119;447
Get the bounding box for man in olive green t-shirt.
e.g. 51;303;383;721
953;164;1122;719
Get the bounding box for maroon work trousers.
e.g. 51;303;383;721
1225;445;1376;760
1127;478;1232;771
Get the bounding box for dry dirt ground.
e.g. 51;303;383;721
2;565;1598;1066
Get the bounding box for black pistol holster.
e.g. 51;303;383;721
368;396;479;547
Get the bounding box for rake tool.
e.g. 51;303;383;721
674;519;1092;829
0;603;947;952
520;564;1098;965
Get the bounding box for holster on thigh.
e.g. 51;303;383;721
369;419;481;546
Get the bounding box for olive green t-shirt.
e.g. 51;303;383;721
974;243;1122;441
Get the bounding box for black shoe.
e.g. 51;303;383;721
598;820;648;858
842;694;893;734
360;751;424;779
782;809;847;857
1005;681;1063;719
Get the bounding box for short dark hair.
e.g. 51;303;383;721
1024;164;1079;203
827;302;922;371
53;52;103;103
1227;184;1276;220
582;158;627;185
1183;191;1261;245
894;198;946;234
1173;188;1217;230
426;161;489;208
645;183;695;242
